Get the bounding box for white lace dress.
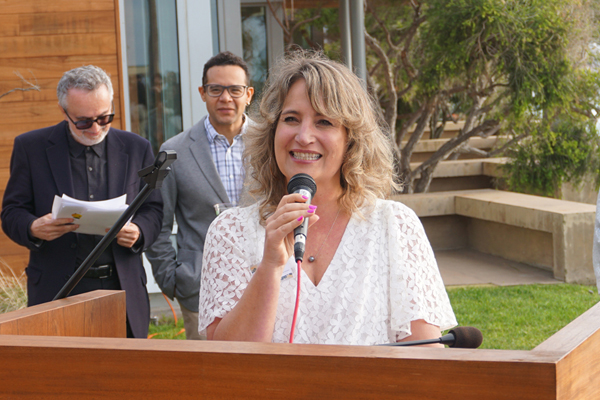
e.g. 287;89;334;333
198;199;457;345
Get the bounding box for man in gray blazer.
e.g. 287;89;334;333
146;52;254;339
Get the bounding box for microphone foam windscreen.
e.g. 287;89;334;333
448;327;483;348
287;173;317;196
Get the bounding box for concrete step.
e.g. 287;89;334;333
436;249;561;287
409;157;507;179
406;121;465;139
403;136;504;163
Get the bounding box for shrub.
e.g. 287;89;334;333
0;260;27;314
503;119;600;197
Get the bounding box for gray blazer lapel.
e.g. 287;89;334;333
106;130;128;199
46;122;74;197
189;117;230;203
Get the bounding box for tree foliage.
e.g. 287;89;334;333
365;0;600;193
503;119;600;197
266;0;600;195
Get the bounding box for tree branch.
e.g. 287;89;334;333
266;0;291;43
0;71;41;100
365;0;401;52
488;132;527;157
365;30;397;131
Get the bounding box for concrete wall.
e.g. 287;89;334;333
467;219;554;272
396;189;596;285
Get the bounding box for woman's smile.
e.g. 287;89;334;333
290;151;322;161
274;79;348;190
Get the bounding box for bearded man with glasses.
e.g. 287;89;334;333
146;51;254;340
1;65;163;339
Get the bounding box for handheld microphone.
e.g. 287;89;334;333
287;173;317;262
378;326;483;348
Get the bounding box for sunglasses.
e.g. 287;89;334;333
203;84;248;98
63;107;115;130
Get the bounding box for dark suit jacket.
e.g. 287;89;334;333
1;121;163;338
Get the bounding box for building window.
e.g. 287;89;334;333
242;6;269;96
124;0;183;154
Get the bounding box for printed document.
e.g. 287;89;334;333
51;194;128;235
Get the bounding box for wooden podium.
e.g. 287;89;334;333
0;290;599;399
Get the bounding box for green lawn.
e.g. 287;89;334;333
148;283;600;348
148;315;187;340
446;283;600;350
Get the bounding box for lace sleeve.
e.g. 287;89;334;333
198;206;263;332
386;202;457;340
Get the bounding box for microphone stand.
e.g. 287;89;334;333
53;150;177;301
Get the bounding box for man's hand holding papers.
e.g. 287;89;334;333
30;213;79;241
51;194;129;236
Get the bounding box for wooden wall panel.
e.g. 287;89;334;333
0;34;117;58
0;78;67;103
0;254;28;276
2;98;122;125
3;101;66;124
0;56;119;79
17;12;116;36
0;13;115;36
0;118;122;144
0;290;126;338
0;234;26;257
1;122;63;142
0;0;124;279
0;0;115;14
0;15;20;36
0;148;14;169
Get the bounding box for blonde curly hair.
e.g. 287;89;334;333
244;50;399;222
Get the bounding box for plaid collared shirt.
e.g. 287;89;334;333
204;116;247;205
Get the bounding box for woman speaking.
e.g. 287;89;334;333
198;51;456;345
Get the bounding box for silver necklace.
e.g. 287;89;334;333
308;209;341;263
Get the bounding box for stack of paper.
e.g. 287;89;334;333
51;194;129;235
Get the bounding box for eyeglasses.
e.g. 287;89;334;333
63;107;115;130
203;84;248;98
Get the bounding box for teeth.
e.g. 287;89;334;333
292;152;321;161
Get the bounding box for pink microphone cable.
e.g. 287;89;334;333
289;260;302;343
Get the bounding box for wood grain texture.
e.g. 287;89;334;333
0;232;27;255
0;147;15;168
6;303;600;399
0;337;560;400
0;0;114;14
16;12;115;36
0;290;126;338
0;252;27;275
0;56;119;79
0;78;66;103
0;122;58;141
535;302;600;399
8;297;600;398
1;98;122;125
113;0;127;131
0;33;117;59
0;14;19;36
556;329;600;399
